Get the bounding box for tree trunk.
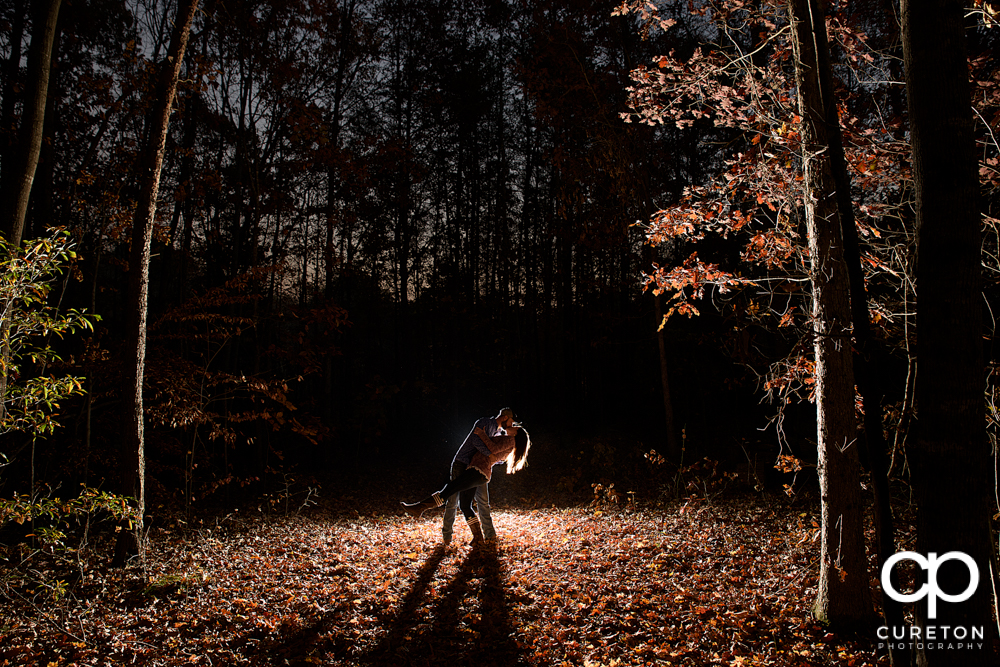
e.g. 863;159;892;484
788;0;874;629
323;0;356;300
786;0;906;656
0;0;61;427
1;0;61;247
114;0;200;566
643;238;680;461
902;0;996;663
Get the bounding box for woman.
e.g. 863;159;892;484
401;426;531;543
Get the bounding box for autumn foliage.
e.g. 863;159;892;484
3;0;1000;662
0;493;892;666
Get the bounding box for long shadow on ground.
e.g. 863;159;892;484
240;544;451;666
360;544;523;666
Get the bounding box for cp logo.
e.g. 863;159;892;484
881;551;979;619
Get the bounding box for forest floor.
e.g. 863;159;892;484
0;483;902;667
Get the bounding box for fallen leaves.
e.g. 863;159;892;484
0;499;891;666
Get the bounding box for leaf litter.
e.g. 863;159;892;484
0;498;889;666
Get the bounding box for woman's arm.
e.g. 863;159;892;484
474;426;500;453
475;425;520;454
469;436;517;480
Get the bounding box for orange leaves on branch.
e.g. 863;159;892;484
774;454;804;474
625;0;909;331
742;231;798;269
763;353;816;403
644;253;753;323
644;207;700;243
611;1;678;33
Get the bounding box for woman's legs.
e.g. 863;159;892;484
437;468;488;503
458;487;477;519
402;468;488;519
459;485;485;544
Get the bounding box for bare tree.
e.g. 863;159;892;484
115;0;201;565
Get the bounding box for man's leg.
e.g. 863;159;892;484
442;462;464;544
475;483;496;539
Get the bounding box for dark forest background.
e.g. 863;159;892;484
2;0;997;514
0;0;776;513
5;1;1000;662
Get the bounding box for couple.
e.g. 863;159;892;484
401;408;531;545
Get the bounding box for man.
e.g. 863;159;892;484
441;407;515;545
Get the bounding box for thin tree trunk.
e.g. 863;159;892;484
653;292;679;459
788;0;874;629
1;0;61;247
114;0;200;566
0;0;61;427
643;240;680;461
902;0;996;663
323;0;354;300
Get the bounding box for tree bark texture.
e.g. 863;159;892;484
788;0;874;629
116;0;200;565
785;0;906;656
902;0;996;663
2;0;61;247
